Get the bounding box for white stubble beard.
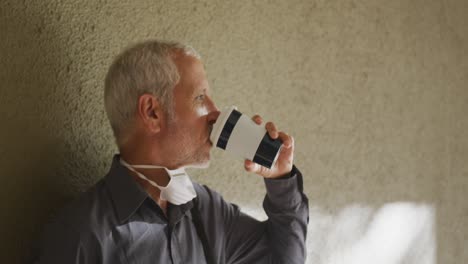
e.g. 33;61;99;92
166;114;211;169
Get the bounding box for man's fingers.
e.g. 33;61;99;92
277;132;293;148
252;115;263;125
244;160;268;175
265;122;279;139
244;160;258;172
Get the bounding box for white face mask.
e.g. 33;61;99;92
120;159;197;205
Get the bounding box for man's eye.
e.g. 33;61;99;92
195;94;205;100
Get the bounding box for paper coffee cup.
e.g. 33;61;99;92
210;106;283;169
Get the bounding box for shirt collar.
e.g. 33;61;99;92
105;154;194;225
105;155;149;224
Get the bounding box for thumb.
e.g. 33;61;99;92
244;160;260;173
244;160;269;176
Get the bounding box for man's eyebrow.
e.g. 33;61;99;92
191;87;207;98
196;88;207;94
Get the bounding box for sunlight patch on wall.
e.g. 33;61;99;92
242;202;435;264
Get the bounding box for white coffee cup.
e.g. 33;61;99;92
210;106;283;169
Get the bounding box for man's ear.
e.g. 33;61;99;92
137;94;163;134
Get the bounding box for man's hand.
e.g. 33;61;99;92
244;115;294;179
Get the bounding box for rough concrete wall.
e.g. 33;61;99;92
0;0;466;263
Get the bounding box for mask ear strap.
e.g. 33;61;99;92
125;164;165;169
120;159;167;189
121;160;187;178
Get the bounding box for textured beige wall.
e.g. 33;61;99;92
1;0;467;263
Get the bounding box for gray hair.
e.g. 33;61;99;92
104;40;201;147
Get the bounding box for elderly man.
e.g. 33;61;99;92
36;41;309;264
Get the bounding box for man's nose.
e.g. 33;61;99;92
207;98;220;124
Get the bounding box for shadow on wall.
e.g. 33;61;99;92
0;2;98;262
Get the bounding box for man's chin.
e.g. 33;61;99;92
186;151;211;169
187;160;210;169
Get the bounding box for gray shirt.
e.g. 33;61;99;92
35;155;309;263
